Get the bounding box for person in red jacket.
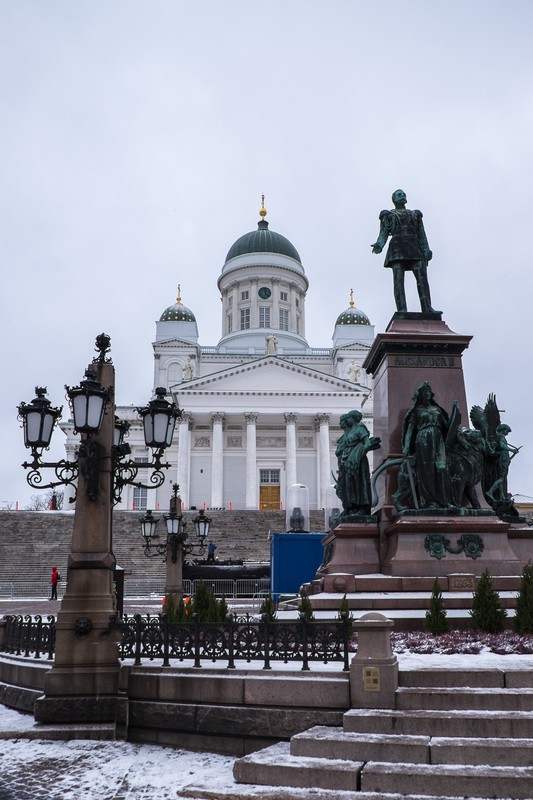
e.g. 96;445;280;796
50;566;61;600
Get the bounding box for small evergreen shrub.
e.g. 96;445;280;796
470;568;507;633
425;579;448;635
298;588;315;621
259;594;277;621
514;562;533;634
190;581;228;622
162;594;187;623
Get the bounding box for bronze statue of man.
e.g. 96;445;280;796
372;189;435;314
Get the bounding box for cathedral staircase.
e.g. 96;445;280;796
231;666;533;799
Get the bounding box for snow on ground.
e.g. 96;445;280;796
0;704;239;800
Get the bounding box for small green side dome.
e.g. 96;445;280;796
159;286;196;322
225;220;301;264
336;291;370;326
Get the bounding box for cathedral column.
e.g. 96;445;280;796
211;412;225;508
272;277;280;333
177;412;191;508
289;282;298;333
316;413;331;508
245;412;258;509
250;277;259;328
284;412;298;489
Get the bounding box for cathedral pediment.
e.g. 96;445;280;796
175;356;366;396
153;336;200;349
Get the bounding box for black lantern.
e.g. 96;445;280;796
139;509;160;542
66;369;110;434
138;387;181;449
114;416;130;448
18;387;62;450
164;484;185;540
193;509;211;539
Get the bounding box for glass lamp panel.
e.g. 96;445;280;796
152;412;169;447
72;394;89;429
87;394;105;430
164;416;176;447
40;412;55;446
25;411;42;444
142;415;154;447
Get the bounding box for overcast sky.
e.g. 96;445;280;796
1;1;532;508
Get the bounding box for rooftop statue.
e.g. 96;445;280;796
335;409;381;518
372;189;436;314
470;393;522;517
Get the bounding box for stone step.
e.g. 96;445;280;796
234;741;533;799
343;708;533;739
396;687;533;712
292;725;533;768
233;742;363;793
432;735;533;767
361;761;533;799
398;668;505;688
291;726;430;764
0;722;116;741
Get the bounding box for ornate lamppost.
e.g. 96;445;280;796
17;334;180;725
139;484;212;600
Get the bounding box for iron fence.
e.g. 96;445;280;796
1;614;55;659
0;612;352;671
0;578;270;600
118;613;352;670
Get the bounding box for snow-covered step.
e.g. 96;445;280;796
343;708;533;739
397;686;533;712
432;736;533;767
233;742;363;792
361;761;533;799
291;726;429;764
399;668;504;688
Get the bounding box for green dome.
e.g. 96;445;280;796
225;220;301;263
159;302;196;323
336;306;370;326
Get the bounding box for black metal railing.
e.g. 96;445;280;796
118;613;352;670
2;615;55;659
0;613;352;671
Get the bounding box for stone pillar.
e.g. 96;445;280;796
317;413;330;509
35;358;120;725
62;443;78;507
177;412;191;508
165;491;183;601
245;412;258;509
272;277;280;333
350;612;398;709
285;412;298;490
211;412;225;508
250;278;259;328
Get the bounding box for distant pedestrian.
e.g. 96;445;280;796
207;541;217;563
50;566;61;600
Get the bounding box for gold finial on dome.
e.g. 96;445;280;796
176;284;182;305
259;193;267;219
349;288;355;309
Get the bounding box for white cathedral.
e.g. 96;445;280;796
63;202;375;512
